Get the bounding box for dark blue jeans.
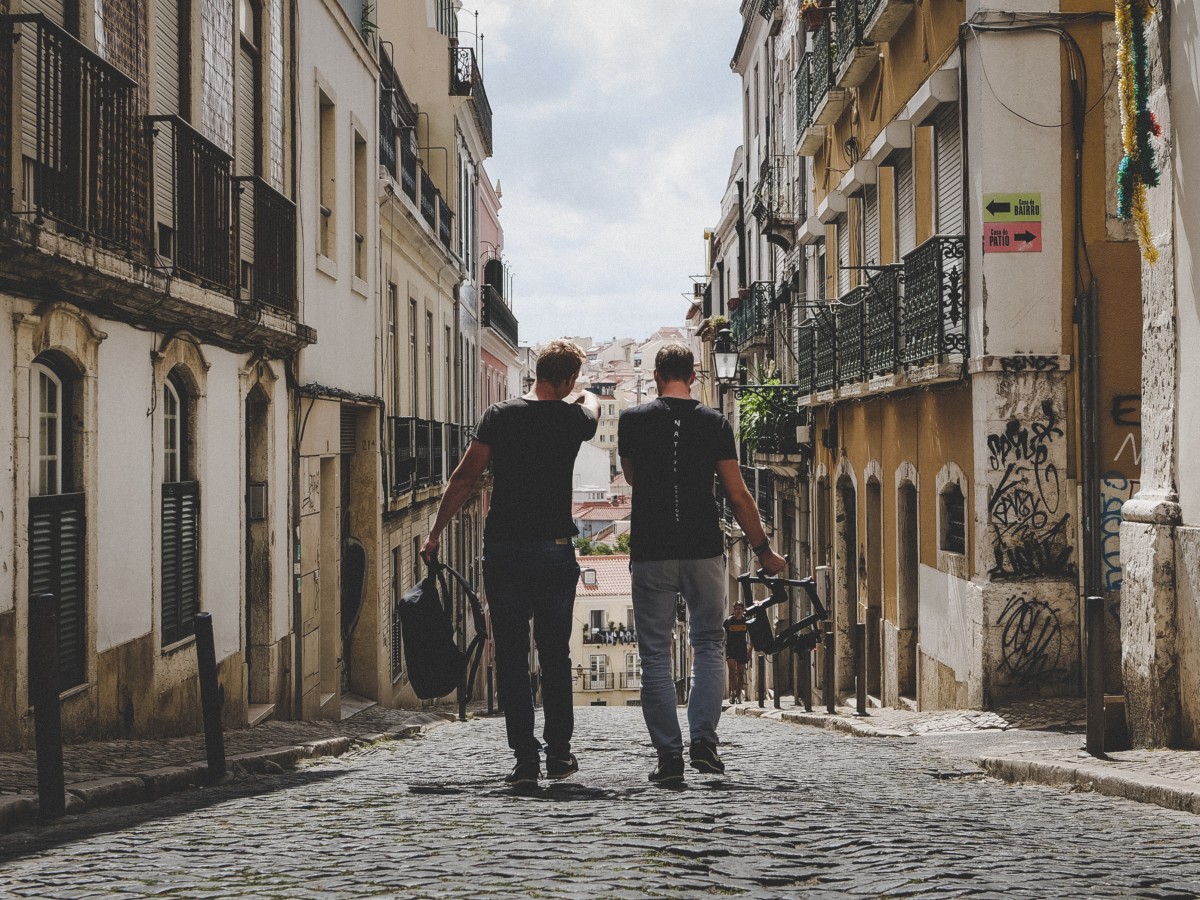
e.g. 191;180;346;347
483;539;580;762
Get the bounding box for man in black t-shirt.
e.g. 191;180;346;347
619;344;785;783
422;340;598;787
724;602;750;704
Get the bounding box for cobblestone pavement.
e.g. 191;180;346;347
3;708;1200;898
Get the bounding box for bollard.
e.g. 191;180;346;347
194;613;227;782
486;663;494;715
774;652;782;709
855;622;868;715
1085;595;1105;756
823;621;835;713
792;648;800;706
757;654;766;707
798;647;813;712
30;593;65;821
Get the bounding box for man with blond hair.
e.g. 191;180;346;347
619;343;785;783
423;340;598;786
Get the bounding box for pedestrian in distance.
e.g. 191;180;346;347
422;340;599;787
618;343;786;784
724;601;751;704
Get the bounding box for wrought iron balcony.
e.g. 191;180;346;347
863;266;901;377
149;115;235;293
730;281;773;350
390;416;415;494
813;306;838;392
438;195;452;250
582;672;615;691
234;176;296;316
379;48;418;181
811;19;834;110
796;55;814;139
795;322;816;395
619;672;642;690
757;467;774;524
900;235;966;366
483;284;519;349
400;143;417;202
419;169;436;228
836;290;867;386
450;46;493;156
752;155;802;249
1;14;142;252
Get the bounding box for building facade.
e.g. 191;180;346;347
707;0;1141;711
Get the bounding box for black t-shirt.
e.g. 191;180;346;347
617;397;737;561
475;397;597;543
724;615;750;661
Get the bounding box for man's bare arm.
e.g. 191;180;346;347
421;440;491;561
715;459;786;575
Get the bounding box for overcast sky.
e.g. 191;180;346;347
465;0;743;346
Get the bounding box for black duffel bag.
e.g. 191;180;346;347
398;561;487;717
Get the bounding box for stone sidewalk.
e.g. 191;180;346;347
0;703;457;833
734;694;1200;816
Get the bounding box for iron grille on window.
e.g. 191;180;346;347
2;14;142;252
901;235;966;366
27;492;86;695
432;421;445;483
942;483;966;555
390;416;415;493
162;481;200;646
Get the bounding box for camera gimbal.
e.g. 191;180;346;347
736;568;829;656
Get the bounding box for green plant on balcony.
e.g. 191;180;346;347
801;0;833;30
736;363;799;455
698;315;730;341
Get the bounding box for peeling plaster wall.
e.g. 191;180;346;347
916;564;982;705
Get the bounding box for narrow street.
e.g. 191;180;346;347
1;709;1198;898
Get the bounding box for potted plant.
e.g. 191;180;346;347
736;363;802;456
698;315;730;341
801;0;832;30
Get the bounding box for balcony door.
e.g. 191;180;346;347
236;0;263;298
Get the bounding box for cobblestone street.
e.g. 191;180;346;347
2;708;1199;898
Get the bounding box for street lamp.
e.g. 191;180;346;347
713;327;741;385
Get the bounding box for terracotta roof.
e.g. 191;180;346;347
575;503;632;522
576;555;632;595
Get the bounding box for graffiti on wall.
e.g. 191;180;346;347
1100;473;1139;593
998;355;1061;373
998;595;1065;683
986;400;1077;579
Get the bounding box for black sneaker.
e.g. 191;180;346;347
504;759;540;786
689;740;725;775
648;754;685;784
546;753;579;780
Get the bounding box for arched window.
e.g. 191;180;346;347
31;362;64;496
163;376;182;483
940;482;966;556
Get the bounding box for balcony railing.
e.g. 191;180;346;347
900;235;966;366
447;423;463;473
757;468;774;525
379;48;418;181
863;266;901;377
752;154;802;228
731;281;773;350
813;306;838;392
420;169;436;228
483;284;519;348
450;46;493;156
795;323;815;395
619;672;642;690
796;55;814;138
234;176;296;316
149;115;234;293
836;287;868;386
390;416;415;493
582;672;615;691
2;14;142;252
833;0;865;78
438;195;452;250
811;20;833;108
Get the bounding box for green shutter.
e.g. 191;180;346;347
28;492;87;694
162;481;200;645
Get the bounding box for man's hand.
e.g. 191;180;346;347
420;534;440;566
758;548;787;577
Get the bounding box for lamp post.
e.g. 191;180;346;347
713;327;741;386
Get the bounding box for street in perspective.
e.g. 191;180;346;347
4;0;1200;897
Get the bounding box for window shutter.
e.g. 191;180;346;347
836;213;850;297
392;417;415;492
934;104;964;236
162;481;200;645
895;150;916;257
432;422;444;482
864;183;880;266
340;407;357;455
28;493;87;693
415;419;431;484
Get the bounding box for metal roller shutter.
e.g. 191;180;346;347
934;103;964;236
864;183;880;266
836;213;850;297
895;150;916;258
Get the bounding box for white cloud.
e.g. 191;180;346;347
467;0;742;343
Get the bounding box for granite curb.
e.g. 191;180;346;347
734;703;909;738
978;753;1200;816
0;720;446;834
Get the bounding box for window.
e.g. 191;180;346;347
318;89;335;258
32;363;64;497
625;652;640;685
388;283;400;411
589;609;605;632
426;311;434;419
940;482;966;555
353;130;367;278
162;371;200;646
409;299;418;414
589;654;609;689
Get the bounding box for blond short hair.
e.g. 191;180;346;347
536;340;587;385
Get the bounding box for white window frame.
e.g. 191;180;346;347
32;363;63;497
164;378;181;484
